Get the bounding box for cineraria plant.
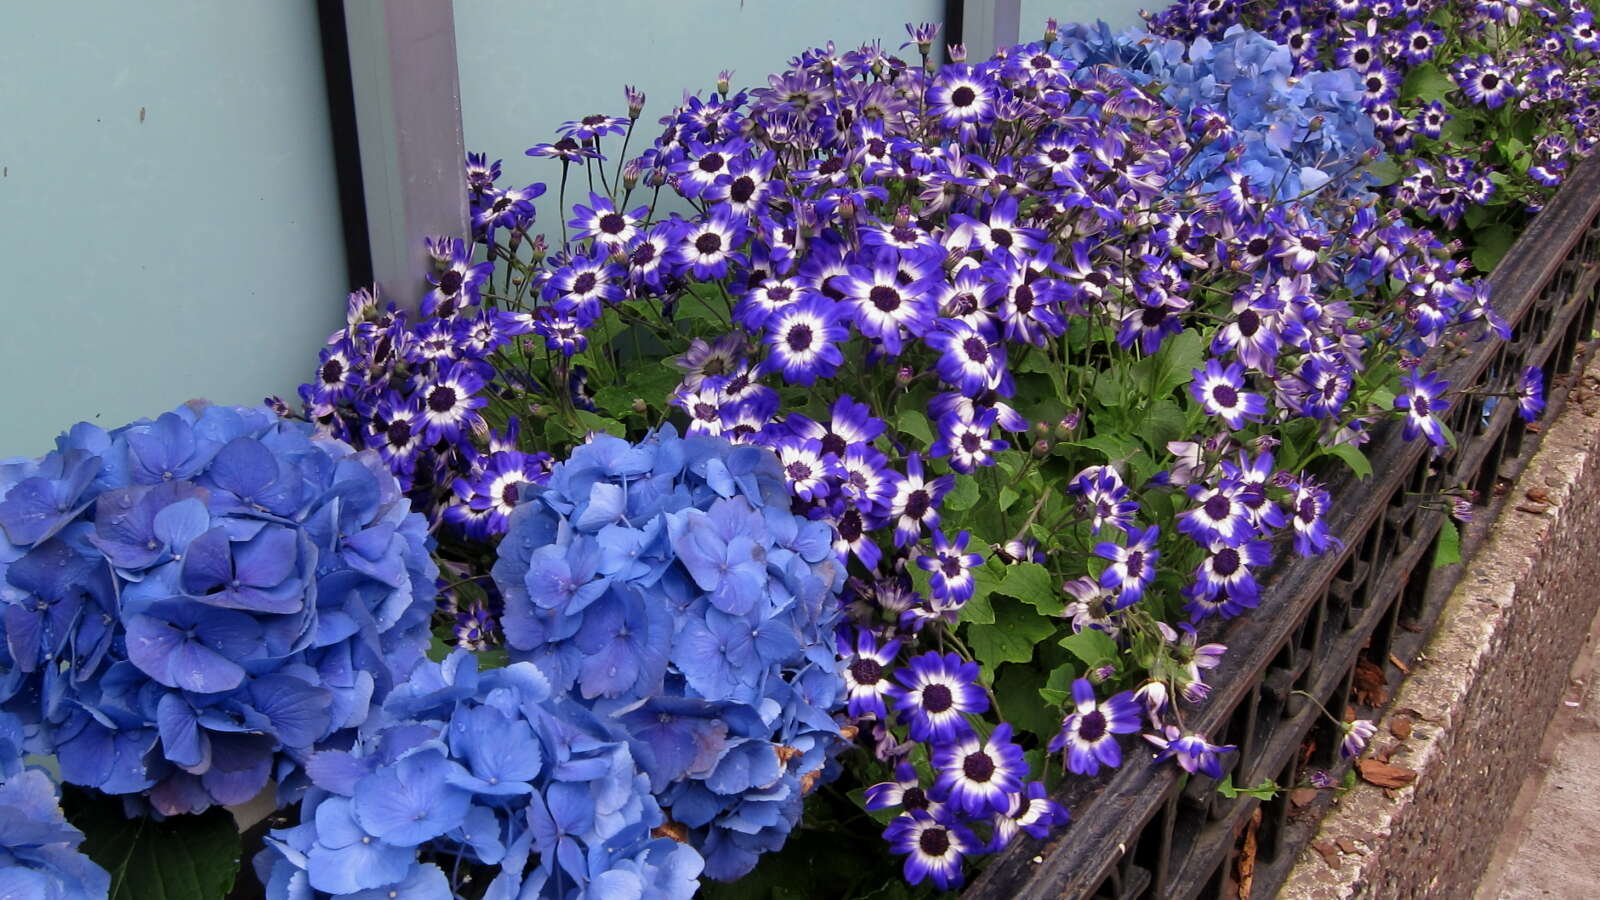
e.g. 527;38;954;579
0;402;438;817
1144;0;1600;270
287;12;1559;895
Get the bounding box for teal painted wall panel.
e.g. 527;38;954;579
456;0;946;232
1021;0;1148;34
0;1;347;457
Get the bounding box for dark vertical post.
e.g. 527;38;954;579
342;0;468;313
960;0;1022;61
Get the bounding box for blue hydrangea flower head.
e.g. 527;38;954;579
492;426;848;881
0;402;438;815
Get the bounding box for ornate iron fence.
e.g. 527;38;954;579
963;155;1600;900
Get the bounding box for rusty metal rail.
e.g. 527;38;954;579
963;155;1600;900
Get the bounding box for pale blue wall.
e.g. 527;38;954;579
1021;0;1148;36
0;1;348;457
455;0;947;230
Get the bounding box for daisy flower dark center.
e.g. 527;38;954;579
1204;495;1232;520
870;285;903;312
1212;383;1239;408
599;213;626;234
630;242;657;265
1125;551;1144;578
821;433;846;457
1481;73;1500;90
1142;306;1167;327
321;359;345;384
963;751;996;782
919;828;951;856
951;86;977;107
695;232;723;254
439;270;464;294
991;228;1014;248
1355;48;1371;64
786;461;813;481
730;177;756;203
1079;710;1108;741
501;483;520;506
385;420;412;447
1413;395;1431;415
1247;237;1270;255
786;324;814;352
1213;548;1241;576
903;787;929;810
922;683;954;713
428;386;459;413
850;658;882;684
905;491;930;519
572;272;597;293
941;557;963;577
839;511;863;541
963;337;990;363
1237;309;1261;336
697;153;725;173
1048;148;1071;162
960;433;983;453
693;402;717;421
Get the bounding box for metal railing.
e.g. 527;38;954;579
963;156;1600;900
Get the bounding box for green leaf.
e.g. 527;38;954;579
1471;223;1516;273
967;595;1056;667
65;786;241;900
1135;400;1189;456
574;411;626;438
993;663;1061;740
1039;662;1079;707
944;474;980;512
1401;62;1456;103
1434;518;1461;568
1325;443;1372;480
957;560;1005;626
1093;367;1129;408
1366;158;1403;187
994;562;1063;615
1133;330;1206;400
895;409;934;447
1216;776;1281;800
1067;433;1143;466
998;485;1020;512
1058;627;1119;668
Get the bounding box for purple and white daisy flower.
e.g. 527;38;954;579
842;627;901;721
774;437;839;501
865;762;940;815
836;259;936;355
887;453;955;548
932;407;1008;474
1396;371;1451;448
885;809;979;891
1518;366;1546;421
1288;477;1335;557
417;363;487;444
934;318;1004;395
1339;719;1379;759
568;192;647;247
931;722;1027;817
1094;524;1160;610
1047;678;1143;776
917;529;984;607
1191;359;1267;431
1070;465;1138;535
1188;539;1272;611
422;237;493;318
671;209;748;280
1178;482;1258;547
927;64;996;129
987;781;1069;851
759;296;848;386
1143;726;1235;778
890;652;988;743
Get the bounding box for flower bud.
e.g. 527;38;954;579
631;398;649;415
1031;438;1051;459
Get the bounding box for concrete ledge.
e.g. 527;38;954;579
1278;350;1600;900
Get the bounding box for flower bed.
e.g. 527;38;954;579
3;4;1599;899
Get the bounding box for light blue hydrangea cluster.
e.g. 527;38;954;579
491;426;849;880
0;712;109;898
1055;22;1381;200
0;402;437;815
254;650;702;900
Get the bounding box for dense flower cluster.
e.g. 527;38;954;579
1145;0;1600;223
0;403;437;815
287;8;1564;893
254;651;701;900
491;428;848;880
0;712;109;898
